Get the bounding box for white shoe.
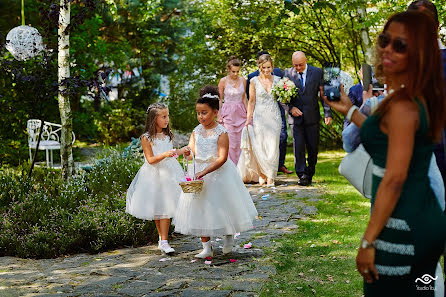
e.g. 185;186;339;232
259;176;266;186
222;235;234;254
195;241;213;258
159;242;175;254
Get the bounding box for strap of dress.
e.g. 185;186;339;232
414;98;429;134
215;124;228;136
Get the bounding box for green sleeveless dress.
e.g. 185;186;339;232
360;99;446;296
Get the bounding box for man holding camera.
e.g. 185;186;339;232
284;51;332;186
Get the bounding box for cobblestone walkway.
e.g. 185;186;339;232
0;175;322;297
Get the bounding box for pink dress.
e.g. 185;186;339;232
220;78;247;164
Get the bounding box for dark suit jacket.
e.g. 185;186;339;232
344;82;363;128
284;65;331;126
246;68;283;99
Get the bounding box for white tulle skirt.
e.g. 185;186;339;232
173;160;258;236
126;159;184;220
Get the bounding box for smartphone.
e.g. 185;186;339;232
362;63;372;92
323;62;341;101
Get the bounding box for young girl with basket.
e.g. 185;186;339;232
174;86;258;258
126;103;190;254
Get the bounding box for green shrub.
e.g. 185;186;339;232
95;100;146;145
73;110;99;141
0;148;158;259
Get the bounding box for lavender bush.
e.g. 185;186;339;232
0;148;158;258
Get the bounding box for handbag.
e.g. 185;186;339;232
338;144;373;199
338;97;379;199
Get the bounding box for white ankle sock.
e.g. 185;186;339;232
224;235;234;245
202;240;212;252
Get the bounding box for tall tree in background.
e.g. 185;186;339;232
58;0;74;178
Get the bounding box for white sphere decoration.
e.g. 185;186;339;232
339;70;354;95
5;25;44;61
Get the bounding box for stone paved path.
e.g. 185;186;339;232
0;175;322;297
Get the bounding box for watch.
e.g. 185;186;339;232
360;238;375;249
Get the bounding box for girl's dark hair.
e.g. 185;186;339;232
374;10;446;141
197;85;220;110
142;102;174;142
227;56;241;70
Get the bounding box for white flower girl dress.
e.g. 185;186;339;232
174;124;258;236
126;133;184;220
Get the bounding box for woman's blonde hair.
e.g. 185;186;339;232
257;54;273;68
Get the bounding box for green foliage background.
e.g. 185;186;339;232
1;0;445;163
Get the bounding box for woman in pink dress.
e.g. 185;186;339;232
218;56;248;165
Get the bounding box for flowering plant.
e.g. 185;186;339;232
272;77;298;104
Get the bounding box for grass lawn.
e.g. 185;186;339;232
260;149;374;296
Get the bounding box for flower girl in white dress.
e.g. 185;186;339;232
174;86;258;258
126;103;190;254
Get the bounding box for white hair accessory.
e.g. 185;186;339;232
202;93;219;99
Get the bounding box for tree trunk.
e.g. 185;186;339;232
58;0;74;179
357;3;373;63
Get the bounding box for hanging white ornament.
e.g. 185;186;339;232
5;25;44;61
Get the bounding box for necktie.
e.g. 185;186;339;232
299;72;304;88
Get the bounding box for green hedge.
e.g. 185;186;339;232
0;148;158;259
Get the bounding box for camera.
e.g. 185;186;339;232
323;62;341;101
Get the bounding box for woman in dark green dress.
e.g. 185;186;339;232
325;11;446;296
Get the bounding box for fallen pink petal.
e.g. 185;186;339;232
159;258;167;262
204;260;212;265
244;242;252;249
230;259;237;263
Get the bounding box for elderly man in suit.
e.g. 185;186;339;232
284;51;332;186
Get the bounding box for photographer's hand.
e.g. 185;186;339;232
363;84;374;102
322;84;352;116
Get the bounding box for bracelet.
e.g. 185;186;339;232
360;238;375;249
346;105;359;122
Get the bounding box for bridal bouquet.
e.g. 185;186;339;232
272;77;298;104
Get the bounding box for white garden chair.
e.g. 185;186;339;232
27;119;76;167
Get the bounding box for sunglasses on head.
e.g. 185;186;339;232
377;33;408;54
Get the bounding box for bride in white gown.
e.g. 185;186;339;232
238;54;281;186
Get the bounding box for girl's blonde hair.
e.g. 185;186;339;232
143;103;174;142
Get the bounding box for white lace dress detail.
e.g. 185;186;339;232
174;124;258;236
194;124;227;163
126;133;184;220
238;75;281;182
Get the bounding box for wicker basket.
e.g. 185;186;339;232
179;150;204;194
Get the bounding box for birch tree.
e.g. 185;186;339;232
58;0;74;179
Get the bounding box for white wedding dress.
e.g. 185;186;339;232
238;76;281;182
